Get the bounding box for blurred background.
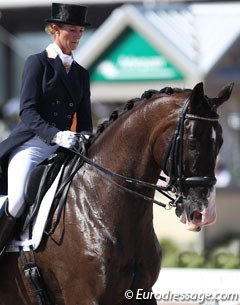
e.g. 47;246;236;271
0;0;239;268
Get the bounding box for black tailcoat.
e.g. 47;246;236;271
0;46;93;164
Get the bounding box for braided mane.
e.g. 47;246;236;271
89;86;186;145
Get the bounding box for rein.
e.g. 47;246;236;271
71;96;219;209
70;145;173;208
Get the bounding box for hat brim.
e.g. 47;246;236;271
45;18;91;26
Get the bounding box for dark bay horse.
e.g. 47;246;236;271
0;82;233;305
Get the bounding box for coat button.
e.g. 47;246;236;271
56;100;61;105
67;115;72;119
69;103;74;107
53;112;58;116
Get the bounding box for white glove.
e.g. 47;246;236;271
52;131;77;148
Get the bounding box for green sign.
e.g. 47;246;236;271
90;28;184;82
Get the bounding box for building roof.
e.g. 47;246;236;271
144;2;240;74
76;2;240;76
74;2;240;100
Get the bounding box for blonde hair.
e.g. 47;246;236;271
45;23;63;35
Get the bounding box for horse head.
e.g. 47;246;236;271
163;82;233;231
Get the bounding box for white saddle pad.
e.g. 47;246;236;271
6;164;65;252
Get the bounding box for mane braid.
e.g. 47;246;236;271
88;86;184;145
89;96;143;144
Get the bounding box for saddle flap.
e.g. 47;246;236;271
24;151;67;206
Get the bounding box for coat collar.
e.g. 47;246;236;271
46;43;58;59
46;43;73;67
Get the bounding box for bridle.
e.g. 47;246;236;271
163;95;219;196
71;95;219;209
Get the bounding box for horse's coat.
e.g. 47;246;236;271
0;82;233;305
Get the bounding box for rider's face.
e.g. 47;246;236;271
54;24;85;55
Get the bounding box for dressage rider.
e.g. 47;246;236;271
0;3;93;256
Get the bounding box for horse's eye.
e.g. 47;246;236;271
188;139;197;150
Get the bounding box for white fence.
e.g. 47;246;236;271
152;268;240;305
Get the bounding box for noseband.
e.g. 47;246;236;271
163;96;219;194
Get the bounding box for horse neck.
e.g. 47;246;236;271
88;98;177;185
79;96;183;230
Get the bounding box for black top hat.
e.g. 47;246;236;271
45;3;90;26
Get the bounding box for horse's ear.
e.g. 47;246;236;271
216;82;234;106
192;82;204;97
188;82;204;113
208;83;234;110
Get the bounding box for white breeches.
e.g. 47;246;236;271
7;136;58;217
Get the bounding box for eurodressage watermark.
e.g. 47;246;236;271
124;289;240;304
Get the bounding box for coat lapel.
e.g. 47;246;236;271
45;45;80;105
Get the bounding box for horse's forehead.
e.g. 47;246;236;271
212;127;217;140
187;120;220;138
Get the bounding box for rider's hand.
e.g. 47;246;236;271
52;131;77;148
